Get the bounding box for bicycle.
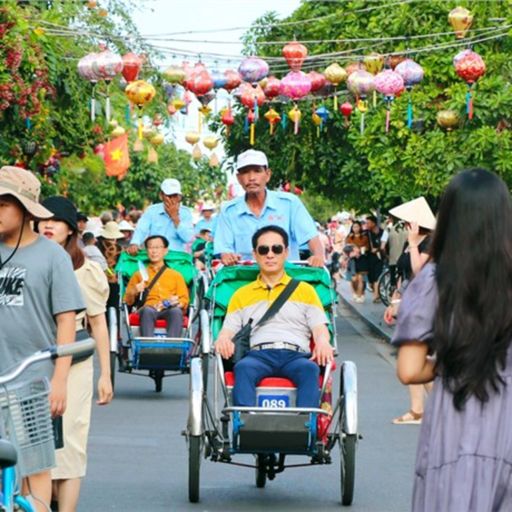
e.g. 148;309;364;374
0;339;96;512
377;266;397;306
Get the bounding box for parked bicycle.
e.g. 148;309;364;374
0;339;96;512
377;266;397;307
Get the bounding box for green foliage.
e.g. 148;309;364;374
224;0;512;210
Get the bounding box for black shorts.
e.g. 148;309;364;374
367;254;383;284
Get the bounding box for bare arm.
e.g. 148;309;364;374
396;342;435;384
410;248;430;277
310;324;334;366
307;236;326;267
88;313;113;405
50;311;76;416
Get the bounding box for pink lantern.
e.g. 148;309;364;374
395;59;424;128
187;68;214;96
374;69;404;132
279;71;312;101
93;49;123;81
282;42;308;71
238;57;269;84
77;53;101;121
346;70;375;133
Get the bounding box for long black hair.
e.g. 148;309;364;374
431;168;512;410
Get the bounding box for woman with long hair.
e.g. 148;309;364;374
345;220;370;303
393;168;512;510
37;197;113;512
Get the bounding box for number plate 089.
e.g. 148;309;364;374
258;394;290;408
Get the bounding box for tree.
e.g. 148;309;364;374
222;0;512;211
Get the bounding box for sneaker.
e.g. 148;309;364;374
352;294;358;301
355;296;365;303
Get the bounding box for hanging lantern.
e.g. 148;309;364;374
172;97;186;111
323;63;347;111
449;6;473;39
374;69;404;132
122;52;142;83
282;42;308;71
187;69;213;96
125;80;156;140
111;125;126;137
221;107;235;136
240;83;266;119
238;57;269;84
263;76;281;99
192;144;202;161
347;70;375;133
363;53;384;75
288;105;302;135
264;108;281;135
454;50;485;119
77;52;101;122
395;59;424;128
345;62;365;77
203;136;218;151
209;153;220;167
314;105;329;137
312;112;322;138
279;71;312;101
308;71;326;93
163;65;186;85
167;102;177;116
437;110;460;131
185;132;200;145
223;69;242;92
340;102;353;127
388;55;405;70
92;49;123;121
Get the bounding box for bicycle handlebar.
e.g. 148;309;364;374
0;338;96;386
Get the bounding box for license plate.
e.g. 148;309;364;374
258;394;290;408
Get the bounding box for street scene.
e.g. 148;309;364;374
1;1;512;512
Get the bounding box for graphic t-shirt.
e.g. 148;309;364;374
0;235;85;380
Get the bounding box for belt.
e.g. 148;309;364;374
252;342;306;353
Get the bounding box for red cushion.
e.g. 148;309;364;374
224;371;295;388
129;312;188;329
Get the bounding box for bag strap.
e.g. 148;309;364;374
253;278;300;329
140;264;167;305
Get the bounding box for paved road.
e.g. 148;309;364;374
80;303;419;511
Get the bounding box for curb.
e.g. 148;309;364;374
336;286;392;343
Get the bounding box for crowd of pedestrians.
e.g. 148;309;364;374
1;157;512;511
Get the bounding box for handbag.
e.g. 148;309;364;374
233;279;300;364
133;264;167;309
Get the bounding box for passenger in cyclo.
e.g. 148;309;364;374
127;178;194;255
124;235;189;338
215;225;334;407
214;149;325;268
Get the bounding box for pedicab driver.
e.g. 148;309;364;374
215;225;334;407
214;150;325;267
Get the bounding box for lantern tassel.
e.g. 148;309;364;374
317;125;320;138
91;83;97;122
466;87;474;120
250;123;255;146
25;117;31;130
105;82;111;122
124;104;131;125
294;117;299;135
244;115;249;134
385;109;391;133
254;96;259;122
407;98;413;129
373;90;377;108
360;112;365;134
281;111;288;130
137;117;143;140
333;91;338;112
270;123;274;135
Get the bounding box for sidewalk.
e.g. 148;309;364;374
336;278;394;342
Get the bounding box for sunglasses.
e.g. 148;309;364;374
256;244;285;256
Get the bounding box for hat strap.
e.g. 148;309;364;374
0;180;37;202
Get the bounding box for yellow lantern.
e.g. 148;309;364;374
125;80;156;140
111;126;126;137
185;132;200;145
172;98;186;111
323;63;347;111
264;108;281;135
151;133;165;146
448;6;473;39
437;110;460;131
163;66;186;85
203;137;219;150
288;106;302;135
363;53;384;75
142;126;156;140
192;144;202;161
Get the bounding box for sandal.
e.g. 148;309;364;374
392;410;423;425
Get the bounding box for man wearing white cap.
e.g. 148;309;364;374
214;149;324;266
128;178;194;254
194;200;217;235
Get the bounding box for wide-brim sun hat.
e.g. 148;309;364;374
0;166;53;219
99;221;125;239
41;196;78;231
118;219;135;231
236;149;268;171
389;196;436;231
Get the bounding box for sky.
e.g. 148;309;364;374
133;0;302;164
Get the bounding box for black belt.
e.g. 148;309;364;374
252;342;306;353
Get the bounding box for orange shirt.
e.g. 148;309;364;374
124;265;189;309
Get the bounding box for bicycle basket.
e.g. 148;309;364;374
0;378;55;476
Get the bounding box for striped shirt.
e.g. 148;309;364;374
222;273;327;353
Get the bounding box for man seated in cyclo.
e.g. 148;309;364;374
124;235;189;338
215;225;334;407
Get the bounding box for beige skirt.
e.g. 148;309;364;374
51;357;93;480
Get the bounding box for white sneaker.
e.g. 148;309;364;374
352;294;358;301
356;296;365;303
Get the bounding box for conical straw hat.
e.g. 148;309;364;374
389;196;436;231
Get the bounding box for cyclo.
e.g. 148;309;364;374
109;249;209;392
185;262;358;505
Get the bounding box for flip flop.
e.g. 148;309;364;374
392;410;423;425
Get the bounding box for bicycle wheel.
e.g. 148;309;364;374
340;434;356;506
255;454;267;488
109;351;116;390
378;269;393;306
188;435;202;503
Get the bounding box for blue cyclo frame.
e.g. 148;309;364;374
1;466;34;512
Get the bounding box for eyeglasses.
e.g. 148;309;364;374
256;244;285;256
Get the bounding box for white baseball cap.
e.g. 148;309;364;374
236;149;268;171
161;178;182;196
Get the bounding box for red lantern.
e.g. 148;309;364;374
221;108;235;136
240;84;266;109
122;53;142;83
187;70;213;96
308;71;326;93
282;42;308;71
224;69;241;92
340;102;353;127
263;76;281;99
454;50;485;119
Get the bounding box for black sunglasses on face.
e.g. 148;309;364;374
256;244;285;256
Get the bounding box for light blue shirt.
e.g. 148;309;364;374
213;190;318;260
194;216;218;236
131;203;194;251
